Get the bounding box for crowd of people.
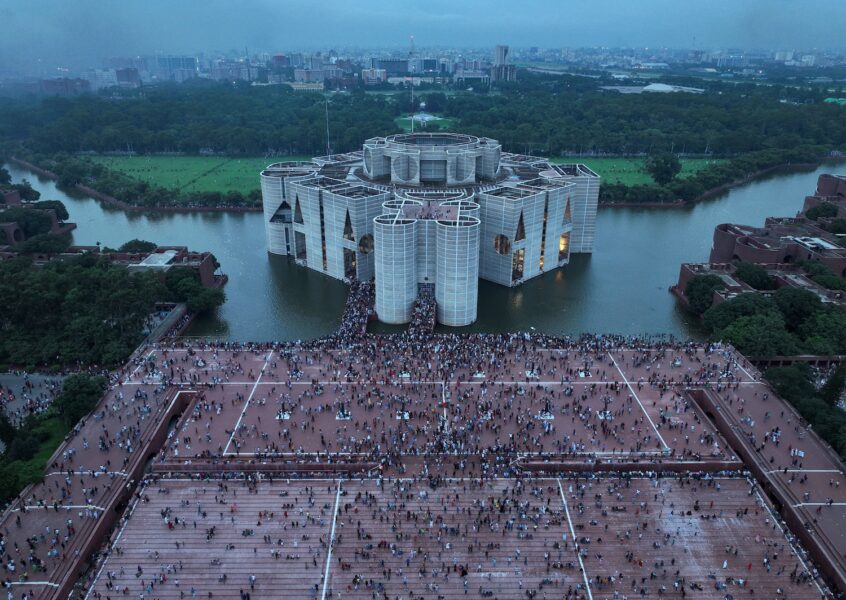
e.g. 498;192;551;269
407;284;436;339
0;375;63;426
0;281;837;599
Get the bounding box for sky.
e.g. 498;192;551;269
2;0;844;75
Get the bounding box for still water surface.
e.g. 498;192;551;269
5;162;835;341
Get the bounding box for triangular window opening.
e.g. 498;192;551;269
343;210;355;241
280;201;291;211
294;196;304;224
515;211;526;242
564;198;572;223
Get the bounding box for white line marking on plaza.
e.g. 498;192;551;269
84;490;147;600
752;483;825;596
9;582;59;587
733;357;756;381
557;479;594;600
119;379;763;387
124;349;157;384
321;480;343;600
9;504;106;513
45;470;128;477
223;350;274;455
768;469;841;474
607;352;670;453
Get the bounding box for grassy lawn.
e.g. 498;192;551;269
90;154;724;194
395;114;457;133
90;156;312;194
549;157;725;185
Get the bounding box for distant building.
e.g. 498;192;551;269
673;174;846;311
284;82;324;92
360;68;387;85
115;68;141;88
454;70;489;85
259;133;599;326
38;78;91;96
491;64;517;82
495;45;510;66
601;83;704;94
210;60;257;82
375;58;409;76
294;66;342;84
86;69;118;91
147;55;198;82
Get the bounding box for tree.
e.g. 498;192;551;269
684;274;724;315
11;181;40;202
765;364;816;404
733;262;775;290
645;153;682;186
32;200;69;221
0;208;52;237
0;166;10;186
774;287;822;331
14;233;71;255
119;239;157;253
820;365;846;407
703;293;778;333
805;202;838;221
54;374;106;427
718;313;799;357
0;412;15;447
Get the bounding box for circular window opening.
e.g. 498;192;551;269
493;234;511;255
358;234;374;254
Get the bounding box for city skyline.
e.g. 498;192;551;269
3;0;846;74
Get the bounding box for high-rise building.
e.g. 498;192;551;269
495;44;510;66
260;133;599;326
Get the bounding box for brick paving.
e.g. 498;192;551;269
1;333;843;599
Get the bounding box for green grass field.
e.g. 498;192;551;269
550;157;725;185
90;154;724;194
90;156;312;194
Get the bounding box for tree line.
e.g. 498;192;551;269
685;265;846;357
2;76;844;208
0;252;224;370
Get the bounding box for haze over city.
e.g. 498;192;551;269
2;2;846;599
2;0;846;74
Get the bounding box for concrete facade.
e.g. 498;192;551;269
261;133;600;326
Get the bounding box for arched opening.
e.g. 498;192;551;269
13;229;23;243
564;198;572;223
493;234;511;255
783;254;793;264
358;234;374;254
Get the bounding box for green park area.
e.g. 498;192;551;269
90;155;311;194
90;154;723;195
395;114;457;133
550;157;725;185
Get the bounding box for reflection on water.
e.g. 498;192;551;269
5;162;836;341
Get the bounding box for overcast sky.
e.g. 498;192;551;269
2;0;844;74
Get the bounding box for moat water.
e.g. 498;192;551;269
5;162;838;341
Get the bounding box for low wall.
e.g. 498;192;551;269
54;389;196;600
690;387;846;594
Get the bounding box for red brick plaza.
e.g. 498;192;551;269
2;332;843;599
